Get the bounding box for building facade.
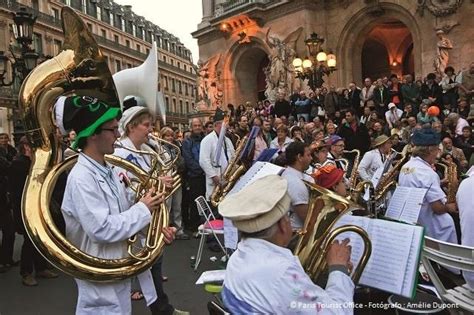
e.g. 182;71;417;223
0;0;197;137
193;0;474;107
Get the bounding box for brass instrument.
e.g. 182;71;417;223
210;134;249;207
374;150;409;202
436;160;458;203
20;7;168;281
349;180;376;215
338;149;361;191
294;182;372;284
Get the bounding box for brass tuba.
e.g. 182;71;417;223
294;182;372;283
20;7;168;281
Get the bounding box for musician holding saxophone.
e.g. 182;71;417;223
56;96;176;315
219;175;354;314
357;135;393;182
399;127;458;245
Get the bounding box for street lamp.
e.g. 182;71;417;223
0;7;39;142
0;7;39;85
292;32;337;90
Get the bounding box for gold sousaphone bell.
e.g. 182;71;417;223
20;7;169;281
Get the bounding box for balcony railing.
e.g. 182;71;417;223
221;0;274;13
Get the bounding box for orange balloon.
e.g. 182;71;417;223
427;106;440;116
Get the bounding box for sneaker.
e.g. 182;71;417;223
36;269;59;279
22;274;38;286
172;309;190;315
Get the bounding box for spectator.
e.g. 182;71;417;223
294;91;312;122
181;118;206;232
389;74;403;108
417;103;438;125
441;66;459;110
204;121;214;135
446;112;469;136
338;109;371;155
272;93;291;118
441;136;468;171
235;104;246;119
373;78;390;116
270;125;293;156
421;73;443;105
235;115;250;139
454;126;474;163
290;126;304;142
385;102;403;129
401;103;417;119
360;78;375;113
401;74;421;111
456;62;474;103
348;82;362;113
457;98;470;119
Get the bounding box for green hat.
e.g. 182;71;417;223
55;95;121;149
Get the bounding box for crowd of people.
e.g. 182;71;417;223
0;62;473;314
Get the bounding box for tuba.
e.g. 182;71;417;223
20;7;168;281
294;182;372;283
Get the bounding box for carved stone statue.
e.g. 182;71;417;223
196;54;222;109
265;27;303;101
434;30;453;75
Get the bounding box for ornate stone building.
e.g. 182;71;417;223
193;0;473;107
0;0;197;137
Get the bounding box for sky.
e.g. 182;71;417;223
114;0;203;63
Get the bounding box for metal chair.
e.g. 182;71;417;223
193;196;227;271
422;236;474;313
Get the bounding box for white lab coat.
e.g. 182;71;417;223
357;149;387;181
199;131;235;198
456;175;474;290
61;153;156;315
398;156;458;244
223;238;354;314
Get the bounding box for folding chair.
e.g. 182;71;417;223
193;196;227;271
421;236;474;313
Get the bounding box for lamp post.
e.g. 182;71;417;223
292;32;337;90
0;7;39;143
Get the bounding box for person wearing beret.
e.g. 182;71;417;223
113;104;188;314
219;175;354;314
313;164;349;198
357;135;393;182
55;95;176;315
399;127;458;246
199;108;235;199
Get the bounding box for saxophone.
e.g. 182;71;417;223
337;149;361;191
437;159;459;203
374;150;409;201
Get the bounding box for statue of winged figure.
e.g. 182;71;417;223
265;27;303;100
197;54;222;108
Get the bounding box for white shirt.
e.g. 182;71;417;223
456;175;474;290
357;149;387;182
456;118;469;136
223;238;354;314
270;136;293;153
398;156;457;244
199;131;235;198
281;166;314;230
385;108;403;126
61;153;155;315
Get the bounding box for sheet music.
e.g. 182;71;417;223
334;215;422;297
385;187;427;224
229;162;284;195
195;269;226;285
401;225;424;297
223;218;238;250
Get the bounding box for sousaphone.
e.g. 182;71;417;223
20;7;168;281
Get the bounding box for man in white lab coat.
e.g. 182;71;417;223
199;108;235;199
55;95;175;315
219;175;355;314
456;174;474;290
399;127;458;244
357;135;393;182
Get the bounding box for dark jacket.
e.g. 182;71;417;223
421;83;442;104
272;99;291;118
338;122;371;155
373;86;390;109
182;133;205;178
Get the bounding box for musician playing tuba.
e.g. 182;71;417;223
398;127;458;245
56;96;176;314
218;175;354;314
113;104;189;314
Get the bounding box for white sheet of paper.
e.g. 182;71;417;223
334;215;421;297
195;269;226;285
229;161;284;195
223;218;238;250
386;186;427;224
